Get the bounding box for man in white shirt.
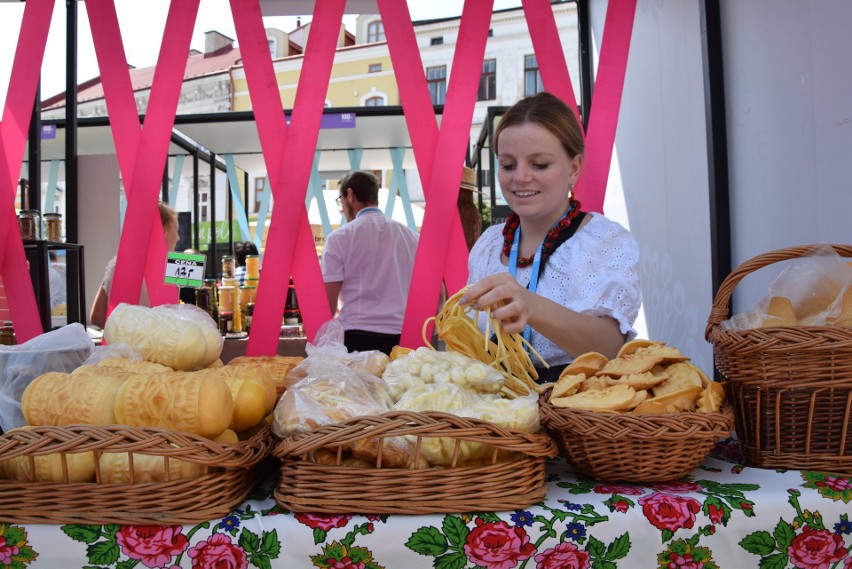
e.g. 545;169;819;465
321;171;419;355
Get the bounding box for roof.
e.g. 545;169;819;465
41;44;242;110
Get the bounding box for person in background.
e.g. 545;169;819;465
89;201;180;329
48;250;66;309
321;171;419;355
458;165;484;251
461;91;641;383
233;240;259;285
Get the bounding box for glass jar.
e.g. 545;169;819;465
218;285;235;312
221;255;235;279
43;213;63;242
245;255;260;279
18;210;41;240
0;321;15;346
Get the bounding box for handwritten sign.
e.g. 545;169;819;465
164;251;206;288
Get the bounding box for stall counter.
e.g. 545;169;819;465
7;439;851;568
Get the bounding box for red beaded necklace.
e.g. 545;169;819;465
501;198;582;267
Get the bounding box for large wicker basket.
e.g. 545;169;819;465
705;244;852;476
0;424;273;524
273;410;557;514
539;394;735;482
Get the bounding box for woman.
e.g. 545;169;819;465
461;92;641;382
89;201;180;328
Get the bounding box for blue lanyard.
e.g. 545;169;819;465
508;228;544;346
507;206;573;346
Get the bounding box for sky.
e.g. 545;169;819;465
0;0;524;109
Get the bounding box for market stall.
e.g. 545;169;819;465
5;441;851;569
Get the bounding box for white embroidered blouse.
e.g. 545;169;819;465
466;212;641;367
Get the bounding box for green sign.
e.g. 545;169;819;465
164;252;206;288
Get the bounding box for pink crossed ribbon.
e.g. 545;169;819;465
231;0;344;353
0;0;56;342
92;0;199;316
378;0;495;347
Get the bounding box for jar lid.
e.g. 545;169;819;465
43;213;62;218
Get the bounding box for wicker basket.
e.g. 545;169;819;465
540;394;735;482
705;244;852;476
273;410;557;514
0;424;273;524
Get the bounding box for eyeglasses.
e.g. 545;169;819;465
335;194;345;206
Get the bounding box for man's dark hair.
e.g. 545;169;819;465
339;171;379;205
234;241;259;267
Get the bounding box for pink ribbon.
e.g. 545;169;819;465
380;0;494;347
0;0;56;342
87;0;186;312
92;0;198;315
523;0;637;214
231;0;343;354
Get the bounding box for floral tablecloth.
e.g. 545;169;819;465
3;440;851;568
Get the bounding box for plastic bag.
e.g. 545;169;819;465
393;384;539;466
103;303;223;370
723;244;852;330
0;323;94;432
285;319;390;388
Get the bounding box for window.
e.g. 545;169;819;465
367;21;385;42
365;96;384;107
199;188;209;222
430;37;443;46
427;65;447;105
368;63;382;73
478;59;496;101
524;54;544;96
267;38;277;58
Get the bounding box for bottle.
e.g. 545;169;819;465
18;210;40;241
245;255;260;280
0;321;16;346
245;302;254;332
284;278;301;325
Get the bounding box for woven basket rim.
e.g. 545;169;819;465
0;424;272;468
539;398;735;437
705;243;852;341
273;409;557;460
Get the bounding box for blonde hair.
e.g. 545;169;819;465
158;201;178;230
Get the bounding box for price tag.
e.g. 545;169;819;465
164;252;206;288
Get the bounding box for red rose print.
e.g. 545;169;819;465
187;533;248;569
613;499;629;513
787;527;848;569
294;513;351;532
639;493;701;532
463;520;536;569
707;503;724;524
534;542;590;569
116;525;188;568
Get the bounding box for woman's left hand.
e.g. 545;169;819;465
459;272;536;334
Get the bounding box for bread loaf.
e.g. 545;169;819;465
104;303;223;371
97;452;207;484
22;371;127;426
113;371;233;437
228;355;302;400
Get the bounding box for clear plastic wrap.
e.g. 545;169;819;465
103;303;223;370
0;323;94;432
723;244;852;330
